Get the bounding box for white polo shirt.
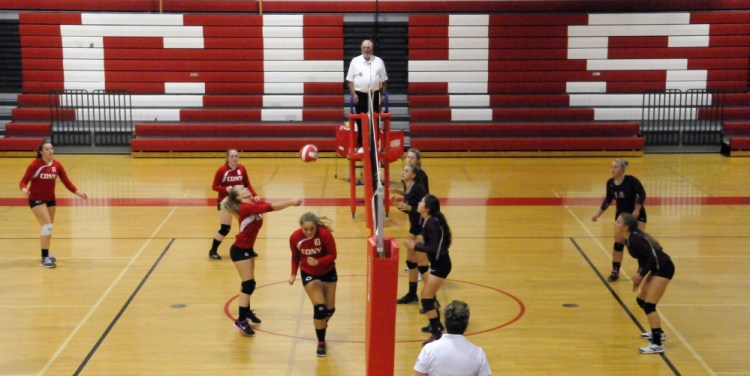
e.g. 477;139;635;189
346;54;388;92
414;334;492;376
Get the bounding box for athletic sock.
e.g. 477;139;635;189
41;248;49;259
315;328;326;343
429;317;442;335
652;328;663;346
612;261;621;271
238;306;249;321
408;282;417;296
210;239;221;252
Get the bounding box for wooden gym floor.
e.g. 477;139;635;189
0;154;748;375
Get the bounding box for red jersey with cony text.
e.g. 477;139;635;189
19;158;78;202
212;163;256;201
289;226;337;276
232;201;274;249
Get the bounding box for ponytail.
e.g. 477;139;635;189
221;188;242;216
620;213;661;249
424;195;452;248
434;212;452;249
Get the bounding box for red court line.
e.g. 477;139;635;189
1;197;749;207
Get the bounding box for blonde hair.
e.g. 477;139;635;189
299;212;333;232
407;149;422;167
614;158;628;170
221;187;242;216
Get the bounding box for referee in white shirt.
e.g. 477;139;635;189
415;300;492;376
346;39;388;150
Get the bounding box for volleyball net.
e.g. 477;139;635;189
364;88;386;256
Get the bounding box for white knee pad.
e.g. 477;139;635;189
41;223;53;236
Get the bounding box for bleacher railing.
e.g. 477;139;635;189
49;89;133;146
641;89;724;146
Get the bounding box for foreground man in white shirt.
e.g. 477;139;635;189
414;300;492;376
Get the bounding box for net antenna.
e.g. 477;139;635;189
367;89;386;256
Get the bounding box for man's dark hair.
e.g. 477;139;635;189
444;300;470;334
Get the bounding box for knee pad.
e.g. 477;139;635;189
643;302;657;315
636;297;645;308
405;261;417;270
326;307;335;319
421;298;435;313
241;279;256;295
313;304;327;320
417;265;429;275
41;223;53;236
218;224;231;237
613;242;625;252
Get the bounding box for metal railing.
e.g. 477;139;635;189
49;89;133;146
641;89;724;146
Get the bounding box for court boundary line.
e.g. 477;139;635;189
553;188;719;376
36;207;178;376
569;237;681;375
73;238;175;375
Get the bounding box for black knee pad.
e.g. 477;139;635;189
314;304;327;320
613;242;625;252
636;297;646;308
241;279;256;295
643;302;657;315
326;307;335;319
405;261;417;270
417;265;429;275
218;224;231;236
421;298;435;313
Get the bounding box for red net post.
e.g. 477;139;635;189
365;236;399;376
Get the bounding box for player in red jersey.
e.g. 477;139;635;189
617;213;675;354
288;212;338;357
209;149;258;260
19;141;87;268
592;159;648;282
221;185;301;336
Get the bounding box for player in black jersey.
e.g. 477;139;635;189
391;164;427;305
405;194;452;346
406;149;429;194
617;213;675;354
404;149;430;286
592;159;647;282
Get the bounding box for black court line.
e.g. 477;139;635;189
73;238;175;376
569;237;681;376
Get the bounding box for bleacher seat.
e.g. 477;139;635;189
5;7;750;154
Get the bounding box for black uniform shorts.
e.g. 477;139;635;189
230;245;258;262
429;255;452;279
300;268;338;286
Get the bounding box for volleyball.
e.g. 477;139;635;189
300;144;318;162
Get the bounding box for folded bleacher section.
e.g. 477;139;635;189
406;12;750;154
8;13;343;154
5;6;750;155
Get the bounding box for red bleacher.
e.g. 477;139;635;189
722;121;750;156
6;6;750;155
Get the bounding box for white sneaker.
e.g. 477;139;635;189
356;147;363;154
40;256;56;268
639;342;664;354
641;332;666;341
